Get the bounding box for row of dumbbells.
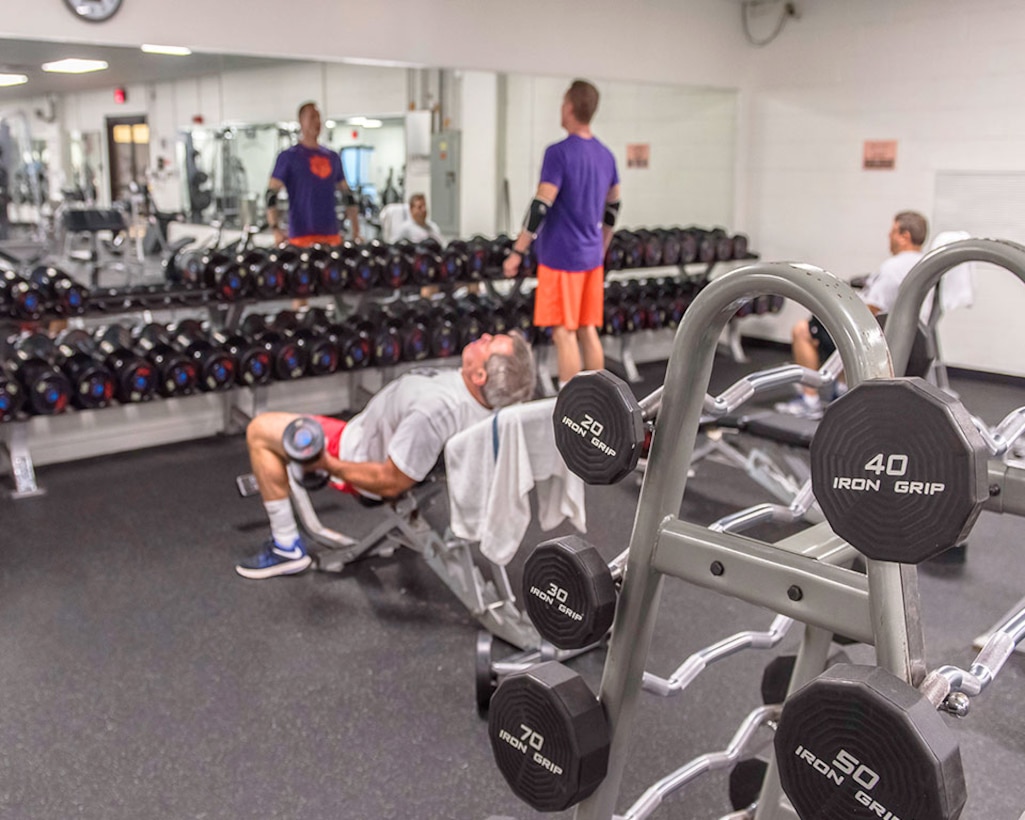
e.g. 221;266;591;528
604;227;750;271
172;234;540;301
602;276;783;337
0;293;541;422
1;265;91;320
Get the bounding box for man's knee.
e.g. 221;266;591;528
792;319;812;345
246;412;292;454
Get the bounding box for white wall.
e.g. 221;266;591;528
736;0;1025;376
0;1;748;91
502;75;738;236
456;71;499;237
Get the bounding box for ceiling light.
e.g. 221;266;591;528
325;120;337;129
141;44;192;56
41;58;109;74
0;73;28;87
361;119;383;129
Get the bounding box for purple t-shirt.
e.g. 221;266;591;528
535;134;619;272
271;144;346;239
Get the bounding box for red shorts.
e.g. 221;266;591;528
291;234;342;248
311;415;361;496
533;264;605;331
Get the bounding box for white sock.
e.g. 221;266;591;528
264;498;300;549
803;393;822;408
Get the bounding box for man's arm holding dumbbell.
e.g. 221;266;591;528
310;451;416;499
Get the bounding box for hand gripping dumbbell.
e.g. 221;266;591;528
239;314;308;381
169;319;237;391
133;323;199;397
28;265;89;316
6;334;73;415
94;324;158;403
281;416;330;491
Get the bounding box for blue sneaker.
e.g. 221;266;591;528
235;538;312;579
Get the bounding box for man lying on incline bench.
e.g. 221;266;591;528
236;332;536;579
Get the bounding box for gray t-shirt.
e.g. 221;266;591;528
338;368;491;483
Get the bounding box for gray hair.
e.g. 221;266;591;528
482;331;536;408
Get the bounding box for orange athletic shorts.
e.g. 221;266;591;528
311;415;361;496
290;234;342;248
532;263;605;331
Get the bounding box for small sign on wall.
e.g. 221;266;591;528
626;143;650;169
863;140;897;170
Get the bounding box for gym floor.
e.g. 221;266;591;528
3;344;1024;820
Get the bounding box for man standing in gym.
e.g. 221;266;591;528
266;102;361;246
776;210;928;418
503;80;621;388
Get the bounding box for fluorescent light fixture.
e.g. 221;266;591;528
141;44;192;56
41;58;109;74
342;56;424;69
0;73;28;87
325;120;337;129
346;116;383;128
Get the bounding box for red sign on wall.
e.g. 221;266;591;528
863;140;897;170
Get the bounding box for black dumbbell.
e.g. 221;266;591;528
468;293;513;335
1;269;46;321
209;329;273;386
465;235;491;279
523;535;618;650
421;301;461;359
344;241;379;292
94;324;159;403
707;227;735;261
380;240;412;289
775;664;967;820
266;245;316;298
439;240;468;283
28;265;89;316
449;298;487;347
336;314;375;370
203;250;249;302
489;661;610;812
240;314;308;380
6;334;73;415
176;246;209;286
308;243;349;294
617;230;645;269
654;228;683;266
299;306;367;372
505;293;537;344
169;319;237;391
681;227;717;264
281;416;330;491
270;311;339;376
411;238;442;286
235;247;284;300
677;228;699;264
133;323;199;397
633;229;664;267
604;232;626;271
362;304;406;365
731;233;750;259
0;361;24;422
51;329;116;410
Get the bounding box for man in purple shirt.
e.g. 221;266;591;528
504;80;621;386
266;102;360;247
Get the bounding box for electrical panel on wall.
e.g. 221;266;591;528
430;130;460;237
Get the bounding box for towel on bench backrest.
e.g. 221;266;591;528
445;397;587;566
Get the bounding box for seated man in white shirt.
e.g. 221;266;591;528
776;210;928;419
394;193;444;244
236;332;536;579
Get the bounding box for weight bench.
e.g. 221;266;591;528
283;397;587;653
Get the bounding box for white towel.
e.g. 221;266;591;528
445;397;587;566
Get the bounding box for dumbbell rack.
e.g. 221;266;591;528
573;263;915;820
885;237;1025;660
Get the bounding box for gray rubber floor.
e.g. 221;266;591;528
2;347;1024;820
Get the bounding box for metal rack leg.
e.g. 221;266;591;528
3;423;45;498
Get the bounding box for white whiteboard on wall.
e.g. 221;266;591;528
934;172;1025;242
932;171;1025;378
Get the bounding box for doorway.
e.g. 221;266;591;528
106;115;150;203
